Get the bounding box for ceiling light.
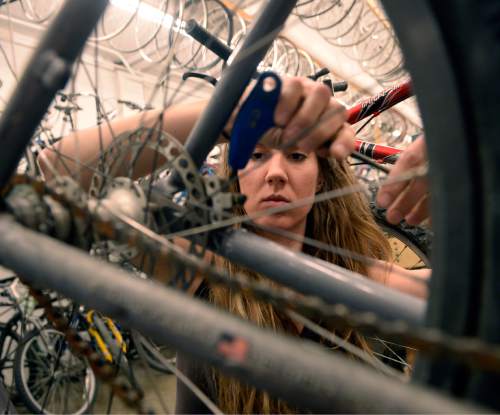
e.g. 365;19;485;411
109;0;185;32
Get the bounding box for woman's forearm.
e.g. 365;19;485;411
38;101;208;189
368;260;430;299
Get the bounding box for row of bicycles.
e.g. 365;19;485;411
0;273;176;414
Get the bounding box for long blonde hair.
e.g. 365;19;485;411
209;144;391;413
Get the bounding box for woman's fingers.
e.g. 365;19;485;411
281;81;332;145
328;122;355;159
274;77;304;127
377;136;429;225
406;195;430;226
274;77;351;155
384;178;429;224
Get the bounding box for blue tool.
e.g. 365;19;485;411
229;72;282;170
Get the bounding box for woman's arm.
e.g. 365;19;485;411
38;76;354;189
368;260;430;299
38;101;208;189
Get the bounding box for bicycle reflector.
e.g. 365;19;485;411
229;71;282;170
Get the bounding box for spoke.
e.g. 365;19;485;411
165;165;428;240
370;337;417;352
371;350;412;370
132;332;171;414
42;336;66;412
27;347;50;369
411;259;426;270
41;379;57;413
137;334;223;415
287;310;405;379
28;375;53;398
373;337;410;367
394;244;409;262
61;375;70;414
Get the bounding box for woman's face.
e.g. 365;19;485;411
237;144;320;236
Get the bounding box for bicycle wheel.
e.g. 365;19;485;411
14;328;97;414
0;0;499;412
381;0;500;408
371;202;431;268
0;325;19;400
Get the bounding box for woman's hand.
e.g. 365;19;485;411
376;136;430;225
273;77;355;159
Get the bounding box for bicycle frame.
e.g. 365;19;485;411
0;215;474;413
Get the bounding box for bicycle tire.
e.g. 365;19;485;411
0;324;20;401
382;0;500;408
370;202;431;267
14;328;97;415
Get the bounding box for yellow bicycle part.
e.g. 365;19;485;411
86;310;127;363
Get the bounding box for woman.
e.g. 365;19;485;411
38;77;428;413
173;124;428;412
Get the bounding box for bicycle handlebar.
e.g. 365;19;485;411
185;19;233;62
184;18;413;125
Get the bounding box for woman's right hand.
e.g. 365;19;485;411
272;76;355;159
376;136;430;225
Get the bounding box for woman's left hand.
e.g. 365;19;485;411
273;76;356;159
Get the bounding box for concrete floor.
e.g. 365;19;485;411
92;366;177;414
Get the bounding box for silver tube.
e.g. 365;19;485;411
214;228;426;325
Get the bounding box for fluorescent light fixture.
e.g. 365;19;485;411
109;0;185;32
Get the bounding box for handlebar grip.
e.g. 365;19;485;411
332;81;348;92
185;19;232;61
308;67;330;81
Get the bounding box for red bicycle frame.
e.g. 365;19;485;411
347;79;414;164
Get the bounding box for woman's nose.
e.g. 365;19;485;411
264;153;288;186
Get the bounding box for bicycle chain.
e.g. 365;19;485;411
22;284;152;414
5;174;500;376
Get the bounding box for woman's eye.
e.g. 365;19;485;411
251;152;264;161
289;152;307;162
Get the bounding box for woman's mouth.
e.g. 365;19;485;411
260;194;291;207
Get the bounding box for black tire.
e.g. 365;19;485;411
382;0;500;408
14;328;97;414
0;325;20;404
370;202;432;267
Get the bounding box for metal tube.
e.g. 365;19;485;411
0;215;478;413
0;0;109;188
185;19;232;61
213;228;425;326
